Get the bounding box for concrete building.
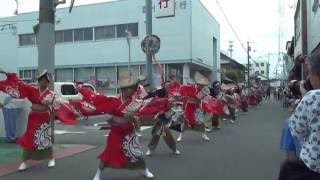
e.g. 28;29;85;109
288;0;320;80
0;0;220;94
220;53;246;82
243;60;269;79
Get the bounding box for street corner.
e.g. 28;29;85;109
0;141;96;177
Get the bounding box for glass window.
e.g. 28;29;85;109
19;34;36;46
74;28;93;41
140;65;146;76
95;26;116;40
64;30;73;42
116;23;138;38
61;84;78;95
261;70;265;74
116;24;128;38
56;68;73;82
74;29;83;41
255;63;259;67
118;66;140;83
261;63;264;67
168;65;182;83
84;28;93;41
127;23;138;37
75;67;95;83
96;66;116;89
55;31;64;43
19;70;23;78
56;30;73;43
24;70;32;79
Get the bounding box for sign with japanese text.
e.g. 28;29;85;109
155;0;175;18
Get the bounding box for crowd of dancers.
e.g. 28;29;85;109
0;69;266;179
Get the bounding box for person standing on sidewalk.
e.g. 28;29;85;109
266;86;271;100
279;51;320;180
0;92;18;143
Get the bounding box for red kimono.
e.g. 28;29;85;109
98;96;169;168
0;73;77;150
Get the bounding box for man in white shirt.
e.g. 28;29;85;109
0;92;18;143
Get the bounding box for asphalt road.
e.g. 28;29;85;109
1;99;289;180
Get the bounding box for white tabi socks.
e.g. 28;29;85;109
48;159;55;168
93;168;102;180
177;133;183;142
142;168;154;179
18;162;27;171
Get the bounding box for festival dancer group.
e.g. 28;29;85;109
0;68;265;179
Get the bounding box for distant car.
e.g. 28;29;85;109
54;82;96;101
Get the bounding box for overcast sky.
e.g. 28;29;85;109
0;0;295;78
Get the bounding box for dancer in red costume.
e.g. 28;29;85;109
177;71;214;142
0;69;77;171
81;72;170;180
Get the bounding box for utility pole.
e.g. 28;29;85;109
125;30;132;73
301;0;308;80
146;0;154;90
247;41;251;86
37;0;56;89
228;41;234;58
267;53;270;85
36;0;65;144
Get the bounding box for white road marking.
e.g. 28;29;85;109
54;130;86;135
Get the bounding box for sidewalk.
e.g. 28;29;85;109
0;138;95;177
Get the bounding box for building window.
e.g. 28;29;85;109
19;34;36;46
116;23;138;38
261;70;265;74
56;68;74;82
96;67;116;89
95;25;116;40
118;66;140;83
55;30;73;43
75;67;95;83
255;63;259;67
74;28;93;41
261;63;264;67
19;69;37;82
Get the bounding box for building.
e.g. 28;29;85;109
220;53;246;82
243;60;269;79
288;0;320;80
0;0;220;94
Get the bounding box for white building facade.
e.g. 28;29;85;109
0;0;220;94
243;60;269;80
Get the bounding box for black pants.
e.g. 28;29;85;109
278;160;320;180
228;106;236;120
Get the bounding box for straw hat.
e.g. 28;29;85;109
194;71;209;86
36;69;51;82
118;71;139;89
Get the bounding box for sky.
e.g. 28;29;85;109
0;0;295;78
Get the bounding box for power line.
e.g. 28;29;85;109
215;0;263;73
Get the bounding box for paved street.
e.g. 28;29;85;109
1;99;289;180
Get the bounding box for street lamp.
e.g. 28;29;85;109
125;29;132;73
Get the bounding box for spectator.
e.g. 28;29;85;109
279;51;320;180
266;86;271;100
280;121;301;161
0;92;18;143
